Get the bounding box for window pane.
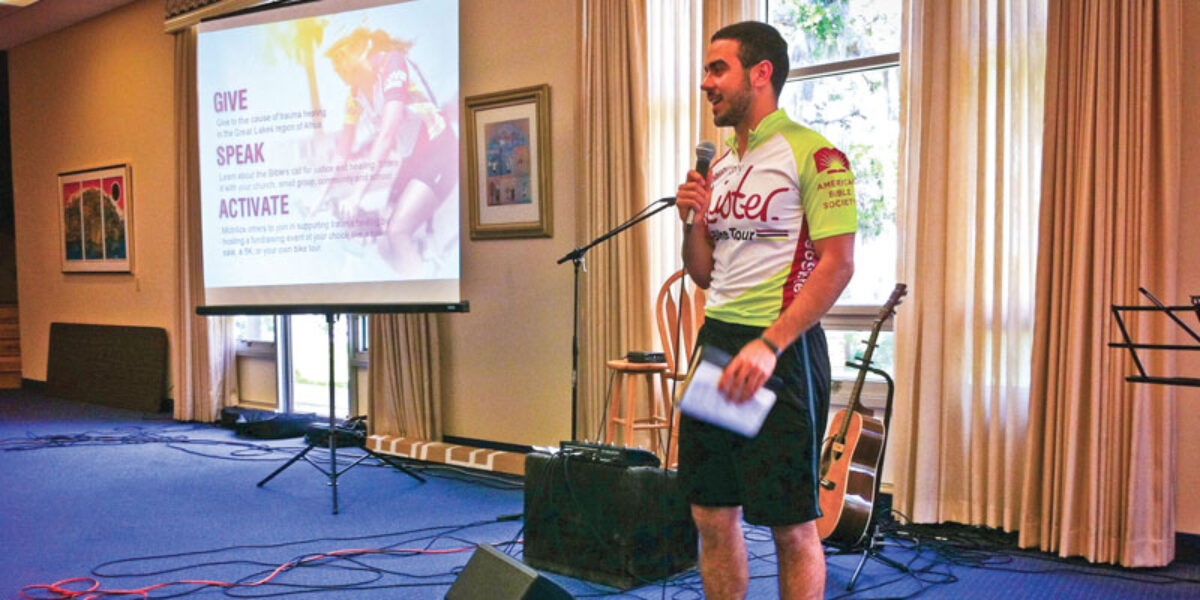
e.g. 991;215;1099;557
780;67;898;306
356;315;369;353
769;0;901;69
290;315;350;418
233;315;275;343
825;329;893;382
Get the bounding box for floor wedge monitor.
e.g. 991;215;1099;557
445;543;571;600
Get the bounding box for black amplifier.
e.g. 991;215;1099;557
523;451;697;589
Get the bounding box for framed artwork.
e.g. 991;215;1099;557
465;84;552;239
58;164;133;273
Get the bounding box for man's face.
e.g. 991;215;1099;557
701;39;753;128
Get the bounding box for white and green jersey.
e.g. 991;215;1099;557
702;109;858;327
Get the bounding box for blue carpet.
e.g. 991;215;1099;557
2;389;1199;599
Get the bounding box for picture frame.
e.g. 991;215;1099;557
58;164;133;273
465;84;552;239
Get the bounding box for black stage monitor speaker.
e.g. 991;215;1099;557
446;543;571;600
524;451;698;590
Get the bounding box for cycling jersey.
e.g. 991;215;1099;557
702;109;858;327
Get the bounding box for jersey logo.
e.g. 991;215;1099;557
782;221;818;310
755;227;789;241
814;147;851;174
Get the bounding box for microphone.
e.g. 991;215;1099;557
687;141;717;224
695;140;717;178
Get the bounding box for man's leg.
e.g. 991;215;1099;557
773;520;825;600
692;505;748;600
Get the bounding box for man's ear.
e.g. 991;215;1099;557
751;59;774;92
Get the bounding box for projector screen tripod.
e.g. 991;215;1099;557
257;312;424;514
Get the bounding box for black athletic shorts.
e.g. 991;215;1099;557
677;318;831;526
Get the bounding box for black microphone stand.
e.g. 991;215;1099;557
556;197;678;441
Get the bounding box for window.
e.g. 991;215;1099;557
768;0;900;395
231;314;369;418
234;315;275;344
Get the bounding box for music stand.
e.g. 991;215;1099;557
256;312;424;514
1109;287;1200;387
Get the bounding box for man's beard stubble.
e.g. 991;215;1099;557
713;75;753;128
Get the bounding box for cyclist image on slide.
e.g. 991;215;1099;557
319;27;458;278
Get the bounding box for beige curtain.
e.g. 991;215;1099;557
173;26;237;422
891;0;1046;529
647;0;703;297
578;0;652;440
367;314;441;440
1019;0;1180;567
646;0;758;300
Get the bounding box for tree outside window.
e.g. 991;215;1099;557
769;0;900;382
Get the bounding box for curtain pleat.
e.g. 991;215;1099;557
646;0;757;305
1020;0;1179;567
578;0;652;441
367;314;441;440
174;26;236;422
647;0;703;298
892;0;1045;531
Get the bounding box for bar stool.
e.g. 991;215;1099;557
604;269;705;468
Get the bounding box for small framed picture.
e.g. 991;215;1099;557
58;164;133;273
465;84;552;239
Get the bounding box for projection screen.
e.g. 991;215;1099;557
196;0;462;313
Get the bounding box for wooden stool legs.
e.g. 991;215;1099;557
604;367;679;468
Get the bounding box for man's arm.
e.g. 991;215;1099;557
676;169;715;288
718;232;855;403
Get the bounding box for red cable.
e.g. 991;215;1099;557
20;542;521;599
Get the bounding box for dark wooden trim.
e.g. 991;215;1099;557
442;435;532;455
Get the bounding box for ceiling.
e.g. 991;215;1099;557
0;0;141;51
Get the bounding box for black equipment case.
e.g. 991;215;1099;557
523;450;698;589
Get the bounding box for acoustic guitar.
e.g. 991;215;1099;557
815;283;907;547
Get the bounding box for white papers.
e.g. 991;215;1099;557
677;346;777;438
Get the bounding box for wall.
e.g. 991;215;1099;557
237;356;277;407
10;0;177;385
441;0;579;446
1175;2;1200;535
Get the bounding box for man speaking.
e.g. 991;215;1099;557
674;21;858;600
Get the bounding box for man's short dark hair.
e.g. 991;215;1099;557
711;21;789;98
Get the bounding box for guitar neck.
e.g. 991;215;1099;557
845;325;883;415
832;284;907;440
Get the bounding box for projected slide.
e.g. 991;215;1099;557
197;0;459;307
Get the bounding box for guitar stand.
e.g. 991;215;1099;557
824;361;907;591
826;530;912;591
